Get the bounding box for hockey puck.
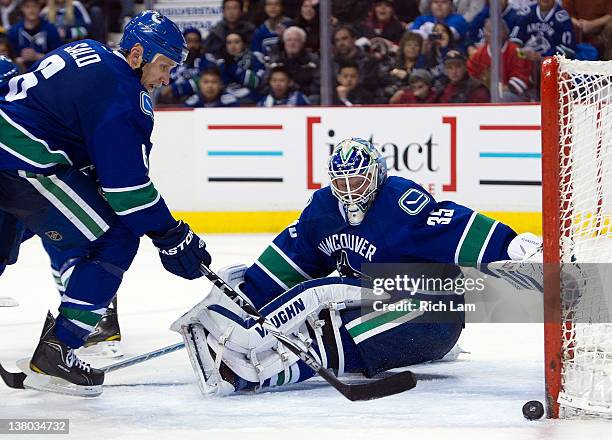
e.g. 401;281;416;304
522;400;544;420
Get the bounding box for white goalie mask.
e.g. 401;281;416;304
327;138;387;226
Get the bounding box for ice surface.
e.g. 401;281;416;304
1;236;610;440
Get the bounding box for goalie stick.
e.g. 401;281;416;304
1;268;418;399
198;264;417;401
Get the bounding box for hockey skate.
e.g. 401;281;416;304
78;301;123;359
18;312;104;397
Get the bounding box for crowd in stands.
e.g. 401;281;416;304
1;0;611;107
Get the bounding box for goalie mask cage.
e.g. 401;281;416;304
542;56;612;419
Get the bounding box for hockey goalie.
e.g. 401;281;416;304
172;138;543;396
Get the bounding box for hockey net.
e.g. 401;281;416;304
541;56;612;418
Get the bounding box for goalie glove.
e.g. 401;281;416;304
150;221;211;280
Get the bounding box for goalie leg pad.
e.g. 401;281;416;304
173;276;364;396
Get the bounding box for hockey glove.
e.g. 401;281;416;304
150;221;211;280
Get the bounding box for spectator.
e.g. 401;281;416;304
332;24;380;94
466;0;525;55
516;0;575;60
1;0;20;30
258;65;309;106
437;50;489;103
424;22;460;83
563;0;612;60
333;0;372;26
410;0;468;43
293;0;319;53
204;0;256;58
41;0;91;42
334;61;375;105
218;32;265;105
251;0;292;57
468;18;532;101
394;0;420;24
184;68;239;108
391;32;427;82
420;0;486;24
0;33;10;56
362;0;406;45
79;0;107;42
159;27;218;104
8;0;61;70
267;26;320;101
389;68;437;104
367;36;399;101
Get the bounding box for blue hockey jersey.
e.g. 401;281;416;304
41;0;92;42
251;17;293;57
7;18;62;56
516;3;575;58
242;177;516;308
170;53;218;98
0;39;177;237
466;3;526;47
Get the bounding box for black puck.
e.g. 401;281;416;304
522;400;544;420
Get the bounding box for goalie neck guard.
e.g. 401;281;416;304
327;138;387;226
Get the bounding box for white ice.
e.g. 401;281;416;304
1;236;610;440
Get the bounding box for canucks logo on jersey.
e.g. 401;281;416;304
140;91;154;119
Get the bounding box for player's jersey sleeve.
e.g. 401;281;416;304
385;181;516;266
80;79;177;237
242;195;336;308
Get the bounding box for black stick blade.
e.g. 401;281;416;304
319;369;417;401
0;363;26;389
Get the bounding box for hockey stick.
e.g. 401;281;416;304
0;362;26;389
0;343;187;390
199;264;417;401
101;342;184;373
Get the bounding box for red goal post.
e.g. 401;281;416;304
541;56;612;419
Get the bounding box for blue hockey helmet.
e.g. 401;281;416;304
119;11;188;65
0;56;19;88
328;138;387;225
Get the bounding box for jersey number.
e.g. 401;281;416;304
427;209;454;226
6;55;66;102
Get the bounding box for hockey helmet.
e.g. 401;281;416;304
119;11;188;66
0;56;19;88
328;138;387;225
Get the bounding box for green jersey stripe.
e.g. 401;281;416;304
37;175;107;238
20;172;101;241
456;213;497;266
102;182;160;215
59;306;103;327
257;245;309;289
47;175;110;232
0;110;72;168
347;301;420;339
254;260;289;290
351;311;423;344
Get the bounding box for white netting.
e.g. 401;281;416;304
555;56;612;418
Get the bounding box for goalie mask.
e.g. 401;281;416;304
328;138;387;226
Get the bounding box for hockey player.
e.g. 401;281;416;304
0;11;212;396
172;138;541;396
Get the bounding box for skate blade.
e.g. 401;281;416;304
78;341;124;359
0;297;19;307
16;358;102;397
